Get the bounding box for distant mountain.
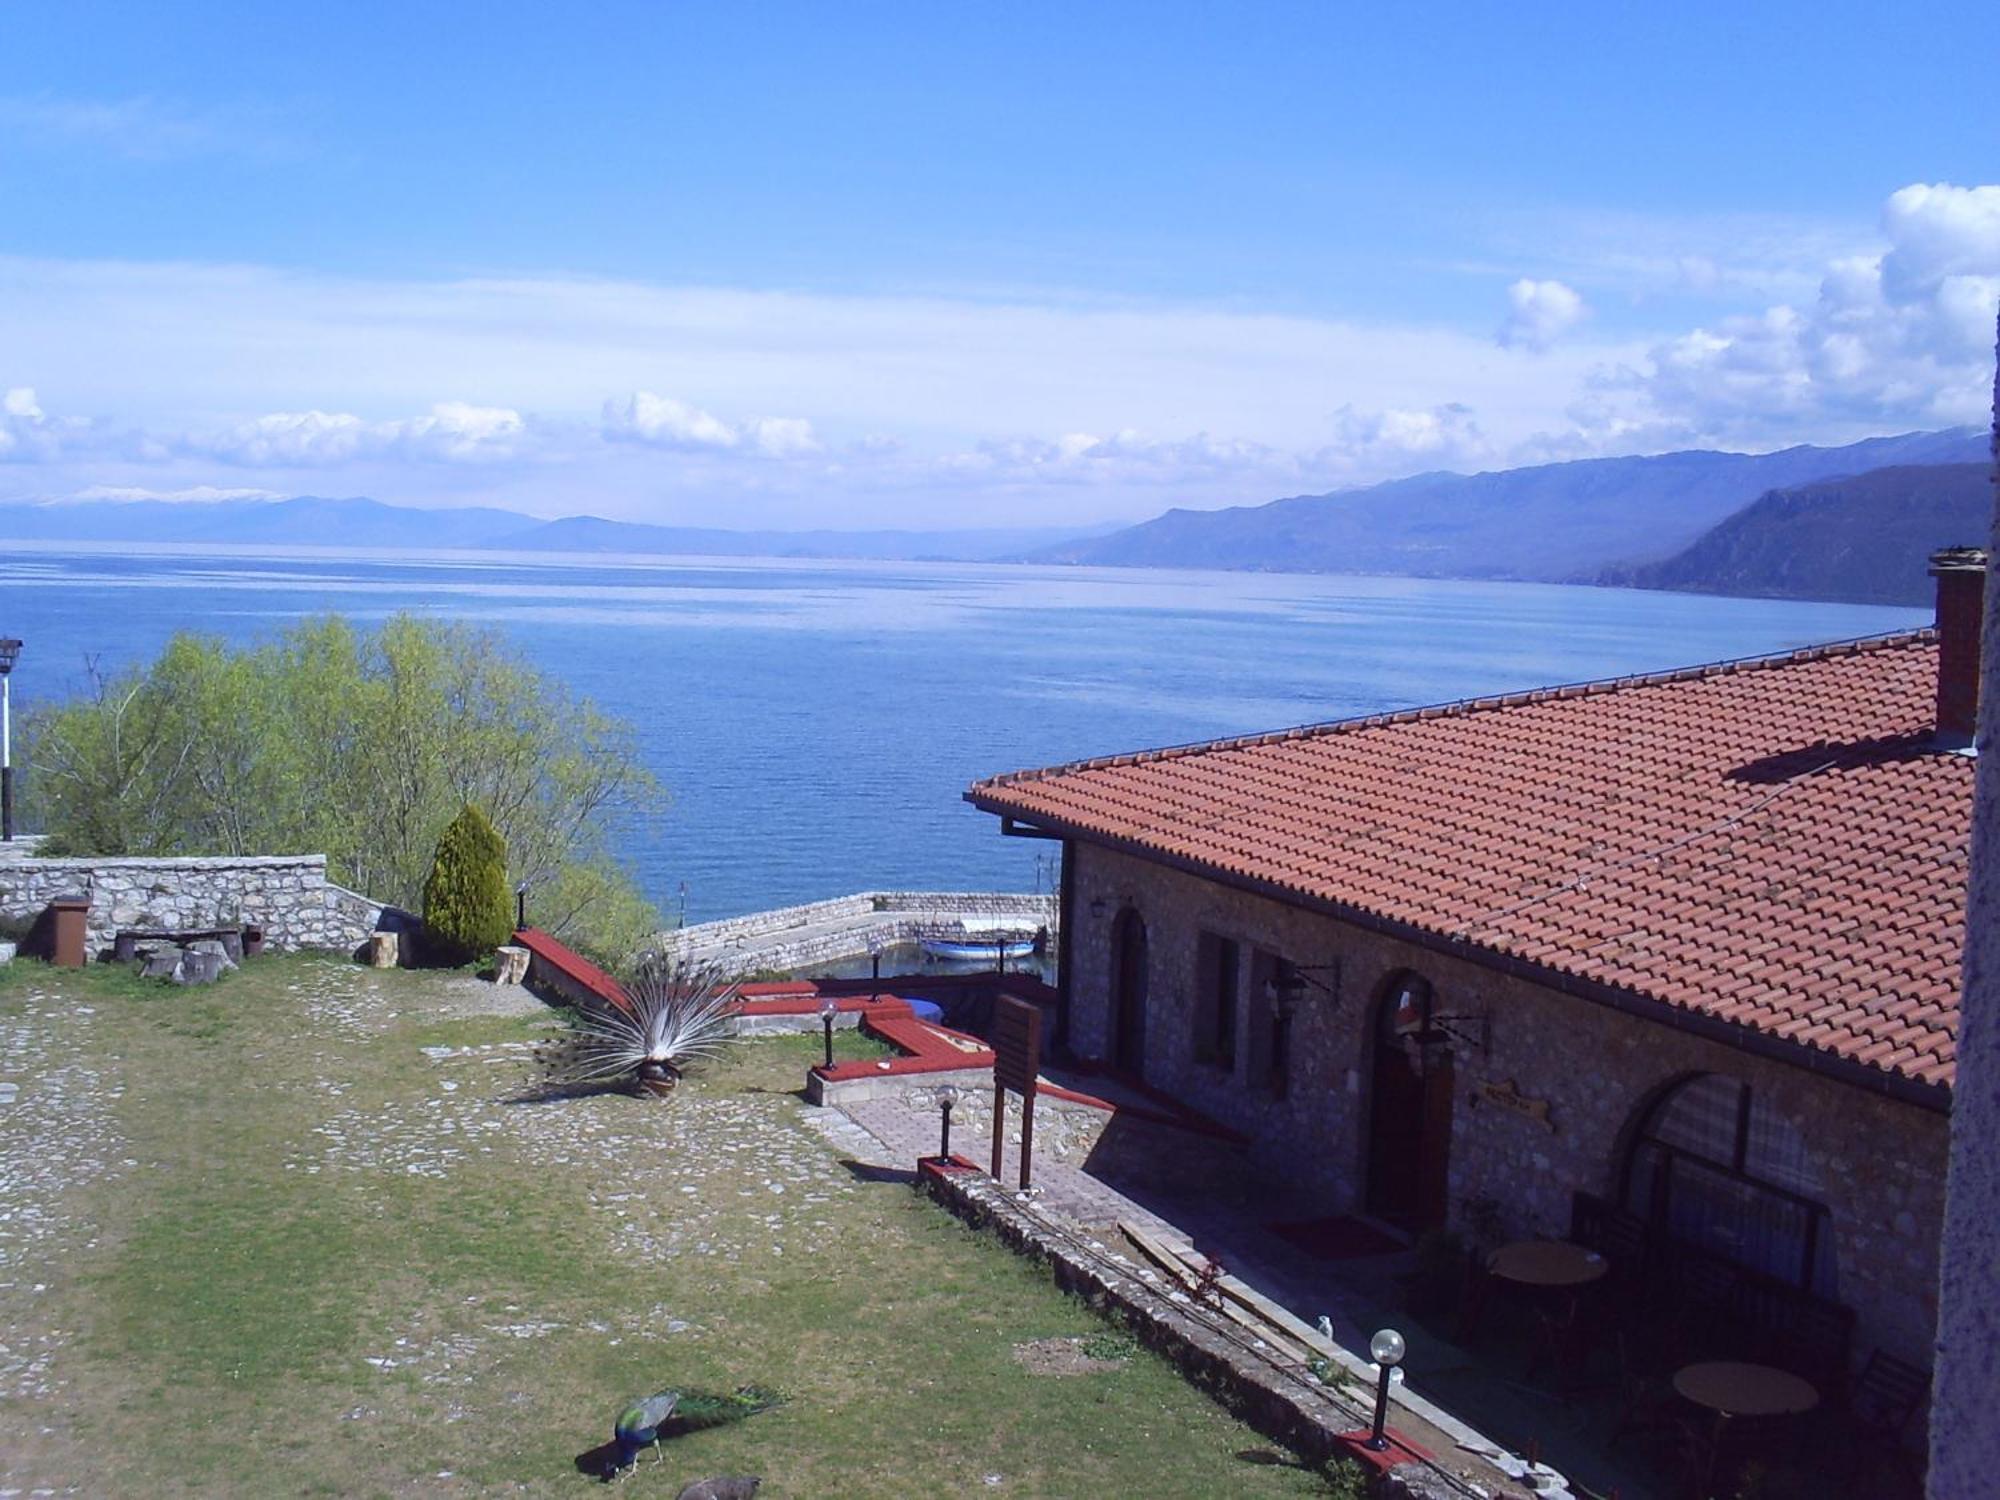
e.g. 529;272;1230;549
0;496;1115;562
1030;428;1988;581
1598;463;1994;606
494;514;1120;561
0;495;534;550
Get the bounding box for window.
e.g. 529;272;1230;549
1622;1074;1835;1295
1193;932;1240;1069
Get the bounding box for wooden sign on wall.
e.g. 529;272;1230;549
1479;1078;1554;1131
992;996;1043;1188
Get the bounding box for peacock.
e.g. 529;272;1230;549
607;1385;784;1479
537;954;744;1098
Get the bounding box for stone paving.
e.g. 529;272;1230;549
821;1071;1665;1500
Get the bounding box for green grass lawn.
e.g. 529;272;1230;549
0;956;1342;1497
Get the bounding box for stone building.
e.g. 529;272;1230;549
969;559;1984;1379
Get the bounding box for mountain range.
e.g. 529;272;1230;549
2;426;1990;605
0;497;1114;562
1599;463;1994;606
1026;428;1987;580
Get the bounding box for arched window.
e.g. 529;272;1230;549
1622;1074;1835;1295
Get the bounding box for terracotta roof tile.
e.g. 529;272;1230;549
968;630;1968;1090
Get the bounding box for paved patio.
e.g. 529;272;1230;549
810;1066;1673;1500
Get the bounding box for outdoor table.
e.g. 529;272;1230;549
1674;1361;1819;1494
1482;1240;1609;1387
1487;1239;1610;1289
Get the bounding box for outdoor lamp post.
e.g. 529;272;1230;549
1366;1327;1406;1451
0;638;21;842
936;1084;959;1159
818;993;840;1069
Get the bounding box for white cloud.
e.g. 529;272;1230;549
186;402;526;466
1627;182;2000;440
70;484;285;503
603;392;820;457
0;385;85;462
1497;279;1588;351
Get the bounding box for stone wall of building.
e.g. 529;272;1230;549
0;853;396;957
1929;318;1999;1491
1067;841;1948;1369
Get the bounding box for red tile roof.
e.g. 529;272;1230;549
969;631;1969;1092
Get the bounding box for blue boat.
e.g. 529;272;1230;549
919;934;1039;962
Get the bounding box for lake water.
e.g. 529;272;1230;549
0;544;1926;922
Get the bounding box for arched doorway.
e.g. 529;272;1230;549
1621;1073;1836;1294
1109;908;1148;1073
1364;971;1454;1232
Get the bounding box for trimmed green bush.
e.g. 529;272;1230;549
422;804;514;964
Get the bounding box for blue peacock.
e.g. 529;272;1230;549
607;1385;783;1479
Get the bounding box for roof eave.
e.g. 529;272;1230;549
965;791;1952;1114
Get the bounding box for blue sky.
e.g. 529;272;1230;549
2;2;1997;526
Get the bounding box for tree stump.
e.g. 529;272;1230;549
368;931;399;969
494;944;530;986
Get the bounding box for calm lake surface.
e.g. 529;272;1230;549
0;545;1925;922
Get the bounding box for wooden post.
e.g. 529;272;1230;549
990;1079;1006;1180
992;995;1044;1191
1018;1080;1035;1190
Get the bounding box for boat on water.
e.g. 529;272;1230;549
919;935;1040;962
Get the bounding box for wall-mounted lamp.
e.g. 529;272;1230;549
1088;896;1109;920
1265;960;1341;1013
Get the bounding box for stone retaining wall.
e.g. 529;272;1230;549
0;853;401;957
666;890;1057;973
919;1162;1492;1499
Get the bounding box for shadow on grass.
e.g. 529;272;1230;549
840;1159;918;1186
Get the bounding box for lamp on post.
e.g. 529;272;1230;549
1365;1327;1406;1451
935;1083;959;1160
0;638;21;843
818;992;840;1070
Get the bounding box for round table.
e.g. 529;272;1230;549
1674;1361;1819;1495
1486;1239;1610;1289
1673;1361;1819;1418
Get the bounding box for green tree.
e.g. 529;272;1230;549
23;615;662;965
422;804;514;964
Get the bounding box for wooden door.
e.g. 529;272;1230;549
1367;1044;1453;1231
1110;909;1148;1074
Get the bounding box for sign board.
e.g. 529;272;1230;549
1479;1078;1554;1131
991;996;1044;1189
993;995;1043;1096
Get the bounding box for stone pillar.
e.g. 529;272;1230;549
1931;310;2000;1494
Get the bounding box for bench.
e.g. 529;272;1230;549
113;926;248;964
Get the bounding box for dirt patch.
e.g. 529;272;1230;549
1011;1336;1131;1376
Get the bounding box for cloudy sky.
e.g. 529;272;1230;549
2;2;1996;528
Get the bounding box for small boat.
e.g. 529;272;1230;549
920;935;1039;962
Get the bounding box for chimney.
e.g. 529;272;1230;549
1930;546;1988;749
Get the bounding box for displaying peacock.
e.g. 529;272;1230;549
606;1385;784;1479
536;954;744;1098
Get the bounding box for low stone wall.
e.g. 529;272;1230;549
918;1162;1493;1499
0;853;401;958
666;890;1057;973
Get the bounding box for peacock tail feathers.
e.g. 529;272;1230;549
658;1385;786;1434
535;953;745;1093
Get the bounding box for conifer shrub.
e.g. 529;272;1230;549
423;803;514;964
